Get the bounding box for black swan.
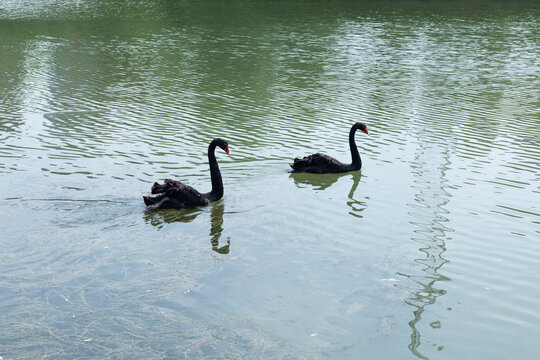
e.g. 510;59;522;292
289;122;369;173
143;138;229;210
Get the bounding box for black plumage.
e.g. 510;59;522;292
289;122;369;173
143;138;229;210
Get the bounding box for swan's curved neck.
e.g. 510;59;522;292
349;126;361;170
205;143;223;202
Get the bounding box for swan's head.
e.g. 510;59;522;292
213;138;230;155
354;122;369;135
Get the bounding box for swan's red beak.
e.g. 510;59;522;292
363;128;370;135
224;145;230;155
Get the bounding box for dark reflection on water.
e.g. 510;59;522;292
290;170;366;218
209;202;230;254
143;201;230;254
143;207;203;227
345;171;366;218
289;171;351;190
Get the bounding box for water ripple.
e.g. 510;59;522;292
1;2;540;359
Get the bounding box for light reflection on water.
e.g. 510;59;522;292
1;1;539;359
401;139;453;358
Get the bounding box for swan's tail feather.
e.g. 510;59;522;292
290;157;310;172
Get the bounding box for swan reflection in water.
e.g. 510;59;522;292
208;201;230;254
143;201;230;254
143;207;203;227
289;170;367;218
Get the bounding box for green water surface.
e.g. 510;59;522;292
1;1;539;359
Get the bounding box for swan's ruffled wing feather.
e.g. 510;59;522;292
146;179;210;208
290;153;344;173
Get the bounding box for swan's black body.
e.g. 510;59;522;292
143;138;229;210
289;122;369;173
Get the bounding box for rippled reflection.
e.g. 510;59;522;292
143;207;203;228
289;170;366;218
289;171;352;191
399;140;452;358
143;201;229;254
345;171;366;218
209;202;230;254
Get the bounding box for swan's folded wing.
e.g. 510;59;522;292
291;153;342;172
310;153;343;166
165;182;209;207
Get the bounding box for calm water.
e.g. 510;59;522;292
1;1;539;359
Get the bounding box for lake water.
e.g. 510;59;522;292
1;1;539;359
